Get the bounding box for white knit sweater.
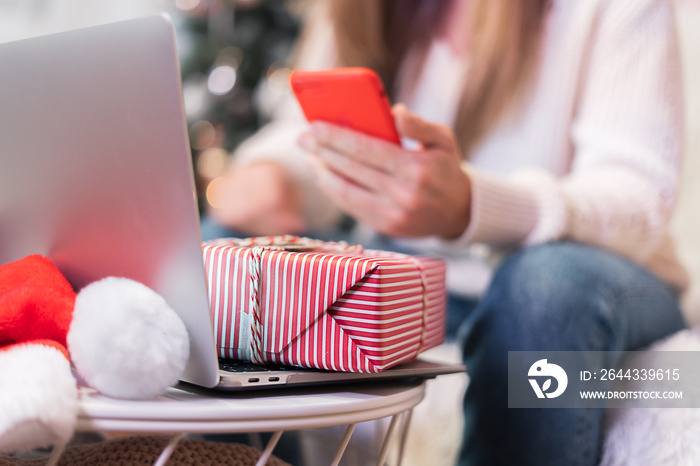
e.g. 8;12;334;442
233;0;689;296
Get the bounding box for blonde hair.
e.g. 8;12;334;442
325;0;550;156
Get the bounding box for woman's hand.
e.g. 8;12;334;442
207;161;306;236
298;104;471;239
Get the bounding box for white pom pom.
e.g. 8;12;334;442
68;277;189;399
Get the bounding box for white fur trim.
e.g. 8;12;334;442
0;344;77;452
68;277;190;399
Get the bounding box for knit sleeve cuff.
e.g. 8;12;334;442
446;166;568;248
460;166;538;246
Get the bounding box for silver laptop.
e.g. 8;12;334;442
0;15;464;390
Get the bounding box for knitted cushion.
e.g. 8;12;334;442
0;436;290;466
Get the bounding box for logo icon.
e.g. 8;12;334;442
528;359;568;399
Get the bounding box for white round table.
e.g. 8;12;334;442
74;380;426;466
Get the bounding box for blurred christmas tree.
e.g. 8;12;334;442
173;0;308;211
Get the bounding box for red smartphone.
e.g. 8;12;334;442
289;67;401;145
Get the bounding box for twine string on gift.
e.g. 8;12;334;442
406;256;429;360
248;246;266;364
240;237;363;366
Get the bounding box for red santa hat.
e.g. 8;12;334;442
0;255;190;453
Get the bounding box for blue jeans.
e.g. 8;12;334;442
455;241;686;466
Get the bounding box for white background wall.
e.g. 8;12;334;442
0;0;171;44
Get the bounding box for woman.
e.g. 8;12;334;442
207;0;688;464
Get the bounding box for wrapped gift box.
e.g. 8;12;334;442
201;235;446;373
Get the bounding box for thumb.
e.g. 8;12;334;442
392;103;454;150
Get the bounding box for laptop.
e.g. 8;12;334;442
0;15;464;390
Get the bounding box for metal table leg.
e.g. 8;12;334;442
256;430;283;466
376;413;402;466
154;433;185;466
396;409;414;466
329;423;357;466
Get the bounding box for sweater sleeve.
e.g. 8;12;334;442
458;0;684;265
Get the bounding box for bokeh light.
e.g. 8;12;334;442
189;120;217;150
197;147;229;179
267;64;292;90
175;0;202;12
216;46;243;69
207;65;237;96
205;176;224;209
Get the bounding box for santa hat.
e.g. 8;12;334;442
0;255;190;453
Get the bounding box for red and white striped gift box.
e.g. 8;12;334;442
201;235;446;373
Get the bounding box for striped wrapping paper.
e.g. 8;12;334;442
201;235;446;373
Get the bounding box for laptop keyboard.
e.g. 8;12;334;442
218;358;308;373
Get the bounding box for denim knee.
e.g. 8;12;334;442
463;241;683;354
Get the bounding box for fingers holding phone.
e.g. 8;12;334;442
298;108;471;239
